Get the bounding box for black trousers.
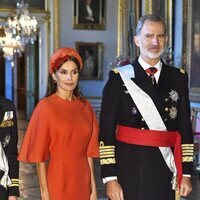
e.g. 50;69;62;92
116;141;175;200
0;185;8;200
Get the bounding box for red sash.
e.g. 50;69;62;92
116;125;182;187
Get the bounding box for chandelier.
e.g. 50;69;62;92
0;27;24;60
0;0;38;60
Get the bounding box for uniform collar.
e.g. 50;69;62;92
138;56;162;83
138;56;162;71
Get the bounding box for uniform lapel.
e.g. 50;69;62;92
131;59;158;96
131;59;151;84
158;61;172;86
0;99;4;124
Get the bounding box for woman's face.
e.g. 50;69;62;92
52;60;79;93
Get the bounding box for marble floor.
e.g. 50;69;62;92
17;118;200;200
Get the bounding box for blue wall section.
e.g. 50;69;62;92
60;0;117;98
174;0;183;68
191;102;200;109
80;80;105;97
5;60;13;100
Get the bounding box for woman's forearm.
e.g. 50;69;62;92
36;162;50;199
87;157;97;199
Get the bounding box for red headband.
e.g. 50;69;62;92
49;47;83;74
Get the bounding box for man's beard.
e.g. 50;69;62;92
145;47;165;59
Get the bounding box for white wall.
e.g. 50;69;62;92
59;0;118;97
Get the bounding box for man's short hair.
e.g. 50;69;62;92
135;14;166;36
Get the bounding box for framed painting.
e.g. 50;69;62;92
75;42;103;80
0;0;46;11
183;0;200;102
117;0;141;59
73;0;105;30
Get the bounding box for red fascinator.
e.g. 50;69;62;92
49;47;83;74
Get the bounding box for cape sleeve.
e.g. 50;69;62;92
18;100;51;163
87;103;99;158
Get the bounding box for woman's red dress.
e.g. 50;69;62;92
18;94;99;200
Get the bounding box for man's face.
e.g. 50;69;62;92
134;20;167;61
85;0;92;5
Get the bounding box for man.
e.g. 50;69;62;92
78;0;99;24
99;14;193;200
0;96;19;200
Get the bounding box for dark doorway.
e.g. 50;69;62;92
0;50;5;96
16;53;26;110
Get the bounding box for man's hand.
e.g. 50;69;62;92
106;180;124;200
8;196;17;200
179;176;192;197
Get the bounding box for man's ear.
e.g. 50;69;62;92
134;35;140;47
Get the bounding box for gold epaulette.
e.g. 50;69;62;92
180;67;185;74
112;68;119;74
182;144;194;162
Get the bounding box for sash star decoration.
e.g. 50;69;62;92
2;134;11;148
169;90;179;102
169;107;177;119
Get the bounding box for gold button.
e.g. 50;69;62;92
165;98;168;102
165;107;169;111
141;127;145;130
141;118;144;121
164;118;167;121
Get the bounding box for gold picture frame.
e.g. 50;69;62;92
183;0;200;102
0;0;47;11
75;42;104;80
73;0;105;30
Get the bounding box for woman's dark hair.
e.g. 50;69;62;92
46;56;86;102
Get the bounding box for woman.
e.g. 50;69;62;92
0;96;19;200
18;47;99;200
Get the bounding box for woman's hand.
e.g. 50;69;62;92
88;157;98;200
36;162;50;200
90;188;97;200
106;180;124;200
41;190;50;200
